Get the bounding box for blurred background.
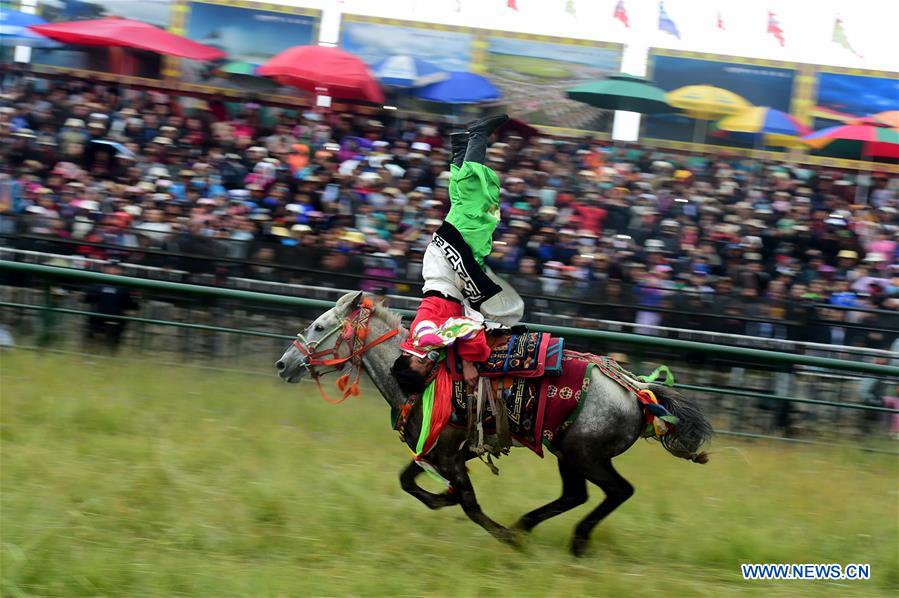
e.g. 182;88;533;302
1;0;897;595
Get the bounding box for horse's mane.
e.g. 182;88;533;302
372;302;404;329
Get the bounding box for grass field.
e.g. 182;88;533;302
2;350;897;597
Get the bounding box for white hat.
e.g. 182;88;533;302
411;141;431;152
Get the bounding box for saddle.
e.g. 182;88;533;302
446;330;565;380
444;332;567;464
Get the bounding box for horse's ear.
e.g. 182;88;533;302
335;290;364;313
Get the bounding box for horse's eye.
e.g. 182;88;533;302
314;324;324;332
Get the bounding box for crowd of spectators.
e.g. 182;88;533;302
2;77;898;347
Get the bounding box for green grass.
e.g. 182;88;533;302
2;350;897;597
486;54;573;79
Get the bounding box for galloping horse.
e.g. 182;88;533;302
277;291;712;556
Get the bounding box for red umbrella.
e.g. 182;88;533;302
804;124;899;159
258;46;384;104
29;17;224;61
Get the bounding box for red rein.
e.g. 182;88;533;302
293;298;399;404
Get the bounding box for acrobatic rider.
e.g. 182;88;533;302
391;114;523;395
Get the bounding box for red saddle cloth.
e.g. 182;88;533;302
446;332;565;379
447;351;590;457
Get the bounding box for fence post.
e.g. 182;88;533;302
38;282;52;347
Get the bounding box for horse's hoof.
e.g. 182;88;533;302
499;528;526;551
571;536;589;557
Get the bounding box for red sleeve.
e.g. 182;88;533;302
457;329;491;363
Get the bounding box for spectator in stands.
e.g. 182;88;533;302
1;77;897;350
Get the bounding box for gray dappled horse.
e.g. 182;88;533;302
277;291;712;556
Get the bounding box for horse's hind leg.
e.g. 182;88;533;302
399;460;458;509
513;457;587;533
571;458;634;557
448;458;520;548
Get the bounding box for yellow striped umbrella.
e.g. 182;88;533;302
666;85;752;120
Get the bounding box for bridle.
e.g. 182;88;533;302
292;297;399;404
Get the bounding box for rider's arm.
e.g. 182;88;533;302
455;330;490;363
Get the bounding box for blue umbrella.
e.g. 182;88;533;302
0;9;61;48
370;55;448;88
90;140;136;160
413;72;501;104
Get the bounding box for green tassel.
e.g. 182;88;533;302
639;365;675;387
415;379;436;456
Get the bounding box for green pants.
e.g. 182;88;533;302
446;161;500;267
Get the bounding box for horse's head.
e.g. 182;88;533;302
276;291;365;384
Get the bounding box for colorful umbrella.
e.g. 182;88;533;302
258;46;384;104
666;85;751;119
413;72;500;104
370;55;448;88
0;9;61;48
854;110;899;128
716;106;810;137
566;73;673;114
803;124;899;159
29;17;224;60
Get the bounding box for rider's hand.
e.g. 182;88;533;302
462;360;479;393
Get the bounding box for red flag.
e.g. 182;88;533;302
507;0;518;10
614;0;629;27
767;10;785;46
717;11;724;30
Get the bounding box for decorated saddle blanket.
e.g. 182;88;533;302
447;351;591;457
399;351;680;460
446;332;564;379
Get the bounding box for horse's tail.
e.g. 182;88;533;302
650;385;713;464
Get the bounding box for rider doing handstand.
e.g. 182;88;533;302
391;114;523;395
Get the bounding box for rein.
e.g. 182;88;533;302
293;297;399;404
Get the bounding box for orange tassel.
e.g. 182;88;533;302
336;374;349;391
350;382;360;397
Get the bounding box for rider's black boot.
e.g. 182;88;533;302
463;113;509;165
450;131;468;169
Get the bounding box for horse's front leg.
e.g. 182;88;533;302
448;457;521;548
399;460;458;509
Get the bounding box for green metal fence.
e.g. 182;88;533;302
4;260;897;377
2;260;897;453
